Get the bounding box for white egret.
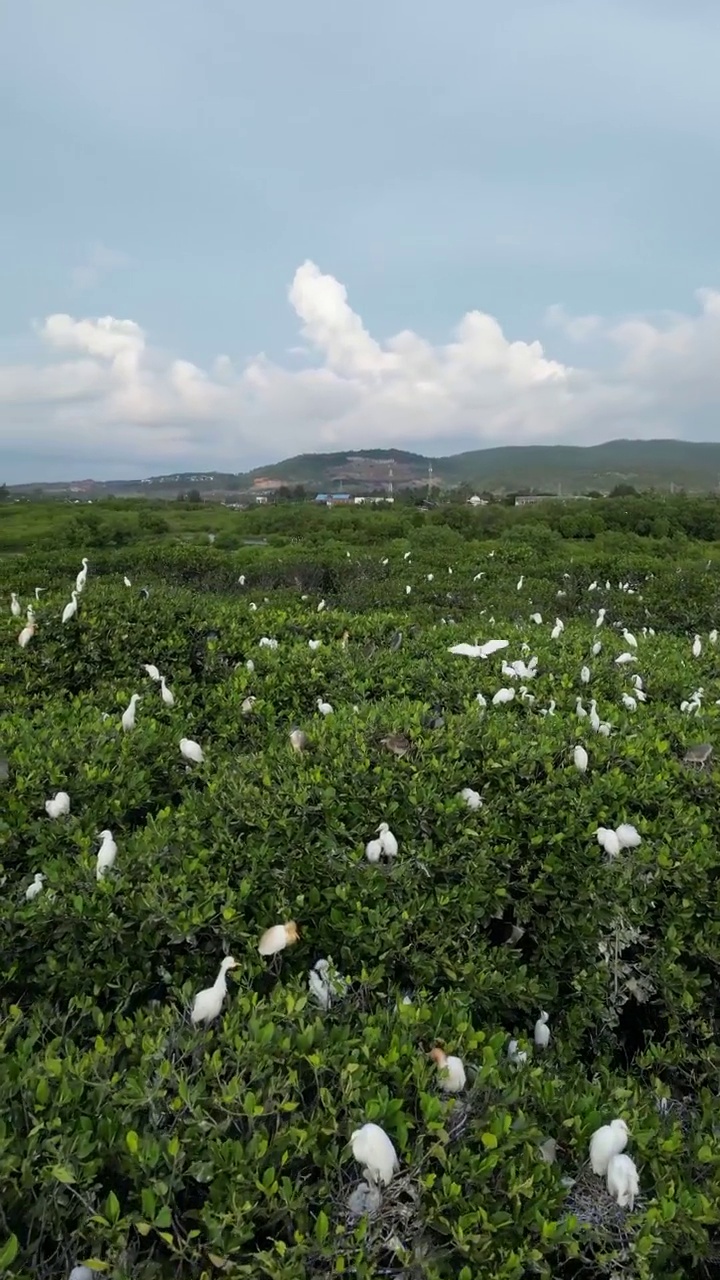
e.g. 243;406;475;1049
45;791;70;819
75;558;89;592
241;696;256;714
123;575;132;587
534;1011;551;1048
18;621;36;648
317;698;333;715
590;1118;629;1175
377;822;398;857
121;693;141;732
96;830;118;880
592;640;602;656
62;591;79;624
308;958;348;1010
692;634;702;657
365;836;382;863
160;677;175;707
492;687;515;705
191;956;238;1025
449;639;509;659
460;787;482;810
180;737;204;764
596;827;621;858
350;1123;398;1186
507;1039;527;1065
581;665;590;684
622;693;637;712
309;639;321;650
615;823;641;849
606;1152;639;1210
575;697;587;718
143;663;161;681
622;629;637;648
258;920;299;956
530;612;542;624
10;593;20;617
430;1046;466;1092
573;745;588;773
25;872;45;901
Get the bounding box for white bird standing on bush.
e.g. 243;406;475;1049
10;592;20;617
606;1152;639;1209
121;693;141;732
351;1123;399;1186
160;676;175;707
45;791;70;819
573;745;588;773
589;1118;629;1175
316;697;333;715
143;663;161;681
507;1039;527;1065
692;633;702;657
25;872;45;901
430;1046;466;1092
18;619;36;648
258;920;299;956
460;787;482;810
534;1011;551;1048
62;590;79;624
377;821;398;858
191;956;238;1025
180;737;204;764
75;558;89;592
96;830;117;880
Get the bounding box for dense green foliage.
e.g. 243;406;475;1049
3;512;720;1278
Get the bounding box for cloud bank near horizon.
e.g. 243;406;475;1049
3;261;720;480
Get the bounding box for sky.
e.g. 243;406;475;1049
2;0;720;482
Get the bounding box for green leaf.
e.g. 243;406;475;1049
51;1165;76;1184
0;1235;19;1271
315;1209;329;1244
125;1129;139;1155
154;1205;172;1229
106;1190;120;1224
481;1132;498;1149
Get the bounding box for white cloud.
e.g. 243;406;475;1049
71;242;131;290
2;261;720;476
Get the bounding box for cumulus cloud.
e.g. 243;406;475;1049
2;261;720;477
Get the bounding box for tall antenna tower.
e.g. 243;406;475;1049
388;464;394;498
427;462;433;499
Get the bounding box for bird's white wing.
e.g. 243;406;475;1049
448;643;482;657
479;639;510;658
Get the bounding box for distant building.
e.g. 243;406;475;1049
468;494;488;507
255;495;268;504
314;493;352;505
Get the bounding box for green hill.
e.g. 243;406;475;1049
10;439;720;497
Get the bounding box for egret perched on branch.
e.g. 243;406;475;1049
377;822;398;857
429;1046;466;1092
590;1118;629;1175
492;687;515;705
18;620;36;648
160;677;175;707
258;920;299;956
75;558;89;592
573;745;588;773
317;697;333;716
460;787;482;810
25;872;45;901
692;634;702;657
45;791;70;819
534;1011;551;1048
96;830;117;880
121;693;141;732
351;1123;399;1186
10;593;20;617
606;1152;639;1209
143;663;161;681
191;956;238;1025
180;737;204;764
62;591;79;624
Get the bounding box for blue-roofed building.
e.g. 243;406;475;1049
315;493;329;503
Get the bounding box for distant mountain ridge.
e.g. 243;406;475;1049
10;439;720;497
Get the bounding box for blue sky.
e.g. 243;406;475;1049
2;0;720;481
